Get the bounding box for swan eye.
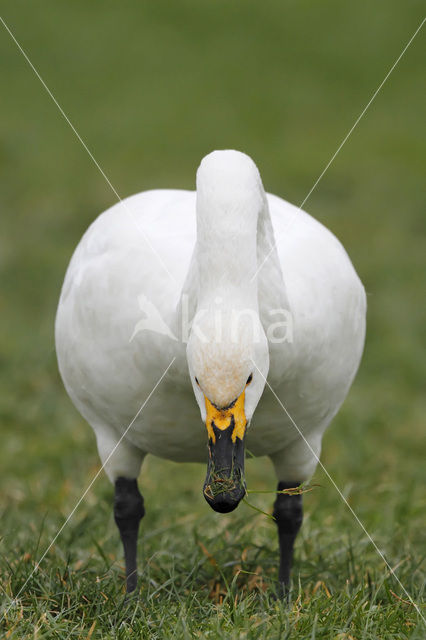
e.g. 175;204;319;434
195;377;200;386
246;373;253;385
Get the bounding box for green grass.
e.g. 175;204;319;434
0;1;425;637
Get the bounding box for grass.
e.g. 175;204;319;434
0;0;425;637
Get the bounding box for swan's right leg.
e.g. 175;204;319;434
114;476;145;593
94;426;145;593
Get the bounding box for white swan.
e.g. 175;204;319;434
55;150;366;594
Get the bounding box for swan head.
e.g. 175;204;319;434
187;302;270;513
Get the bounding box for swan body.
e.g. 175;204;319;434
56;150;366;591
56;151;365;481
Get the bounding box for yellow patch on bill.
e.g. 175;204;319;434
205;392;247;443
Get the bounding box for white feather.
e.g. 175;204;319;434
55;150;366;483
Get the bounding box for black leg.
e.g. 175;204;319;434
272;481;303;596
114;477;145;593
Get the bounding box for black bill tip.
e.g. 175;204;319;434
203;421;246;513
203;482;246;513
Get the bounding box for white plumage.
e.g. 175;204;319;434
55;149;366;487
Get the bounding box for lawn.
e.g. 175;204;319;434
0;1;425;638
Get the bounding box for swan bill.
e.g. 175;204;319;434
203;393;247;513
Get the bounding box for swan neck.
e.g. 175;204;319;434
195;198;266;310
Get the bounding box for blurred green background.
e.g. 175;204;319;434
0;1;425;638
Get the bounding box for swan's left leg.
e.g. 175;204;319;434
272;480;303;592
94;426;145;593
270;435;321;596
